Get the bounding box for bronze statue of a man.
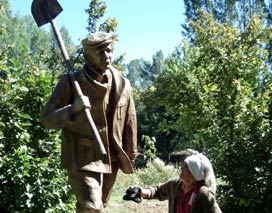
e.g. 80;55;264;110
41;32;137;212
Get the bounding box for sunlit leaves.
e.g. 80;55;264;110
85;0;117;35
142;8;271;211
0;5;75;210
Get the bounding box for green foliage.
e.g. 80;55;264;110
0;51;75;211
126;59;151;91
142;47;196;155
0;0;8;35
182;0;272;66
85;0;118;35
188;12;272;211
125;52;173;159
136;158;179;187
86;0;107;33
183;0;269;34
0;2;76;210
141;135;157;161
143;9;272;211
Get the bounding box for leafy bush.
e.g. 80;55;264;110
141;10;272;212
0;50;75;211
137;158;179;187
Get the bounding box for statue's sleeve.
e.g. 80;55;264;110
41;74;76;129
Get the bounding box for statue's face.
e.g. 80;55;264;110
84;44;112;73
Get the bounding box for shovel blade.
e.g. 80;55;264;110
31;0;63;27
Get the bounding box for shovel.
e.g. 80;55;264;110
31;0;107;155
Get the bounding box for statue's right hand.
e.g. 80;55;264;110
71;95;91;114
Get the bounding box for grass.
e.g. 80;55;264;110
105;158;179;212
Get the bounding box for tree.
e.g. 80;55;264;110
142;46;201;157
0;1;76;211
0;52;75;212
183;0;272;65
126;58;151;91
85;0;116;34
125;52;173;159
183;0;268;30
146;9;272;211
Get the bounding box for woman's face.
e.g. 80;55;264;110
180;163;196;182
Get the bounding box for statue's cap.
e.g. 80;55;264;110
81;32;113;48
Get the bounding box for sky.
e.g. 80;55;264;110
9;0;185;62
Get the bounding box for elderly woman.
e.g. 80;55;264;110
124;150;222;213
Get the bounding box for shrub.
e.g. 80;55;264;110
0;55;75;212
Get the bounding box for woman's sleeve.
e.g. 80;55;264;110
199;187;222;213
149;178;180;201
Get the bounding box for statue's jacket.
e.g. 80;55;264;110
41;65;137;174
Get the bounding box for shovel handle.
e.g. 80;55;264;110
50;19;107;155
50;19;73;70
70;73;107;156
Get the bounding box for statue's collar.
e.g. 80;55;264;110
84;63;104;81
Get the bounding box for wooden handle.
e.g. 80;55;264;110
50;19;107;155
72;74;107;155
84;108;107;155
